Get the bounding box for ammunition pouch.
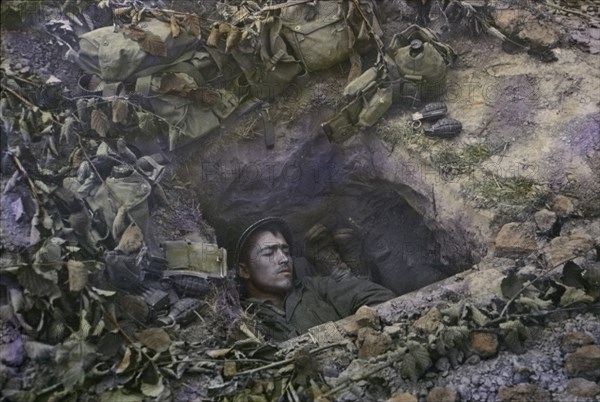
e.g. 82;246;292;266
160;240;227;278
63;164;158;248
322;63;393;142
157;239;227;298
231;17;303;100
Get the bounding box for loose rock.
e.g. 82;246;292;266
0;339;25;367
426;386;458;402
435;357;451;372
413;307;442;334
356;327;391;359
567;378;600;397
533;209;558;235
496;383;550;402
470;332;498;358
222;361;237;378
383;323;402;337
341;305;380;336
564;345;600;380
552;194;576;217
493;8;560;49
561;332;595;353
493;222;538;258
543;230;594;268
387;392;418;402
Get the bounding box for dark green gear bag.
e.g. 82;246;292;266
229;16;303;100
76;16;240;150
279;0;381;73
77;18;199;85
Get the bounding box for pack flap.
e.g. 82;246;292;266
281;14;344;35
77;18;199;82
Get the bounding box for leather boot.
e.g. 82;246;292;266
332;227;369;277
304;223;349;277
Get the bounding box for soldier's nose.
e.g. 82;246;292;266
276;249;289;264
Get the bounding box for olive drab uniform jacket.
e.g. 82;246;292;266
243;276;396;341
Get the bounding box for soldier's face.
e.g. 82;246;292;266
239;231;294;298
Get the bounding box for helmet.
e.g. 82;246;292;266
233;217;293;270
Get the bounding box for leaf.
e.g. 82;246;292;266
206;348;233;358
408;342;431;373
501;271;525;299
515;296;553;312
121;25;146;41
159;73;199;97
437;325;469;354
17;267;59;297
170;15;181;38
182;14;201;37
400;352;418;382
100;389;143;402
225;27;242;53
139;31;167;57
562;261;587;289
207;26;219;47
111;99;128;124
469;306;488;327
500;320;529;354
504;328;524;354
116;222;144;255
24;340;55;362
141;375;165;397
62;363;85;391
0;390;36;402
67;260;88;292
92;318;105;337
113;7;131;17
440;303;463;323
138;328;171;353
116;347;132;374
91;286;116;297
117;294;149;322
137;111;157;135
91;109;109;137
79;314;92;339
560;286;594;306
60;116;76;145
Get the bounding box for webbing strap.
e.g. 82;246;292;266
135;75;153;97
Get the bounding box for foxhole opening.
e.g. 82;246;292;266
188;133;471;296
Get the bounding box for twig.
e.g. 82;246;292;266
309;341;348;355
3;87;63;126
544;1;600;22
321;355;401;398
3;87;37;109
232;357;294;377
478;110;499;137
498;246;597;320
485;304;598;327
9;152;46;217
